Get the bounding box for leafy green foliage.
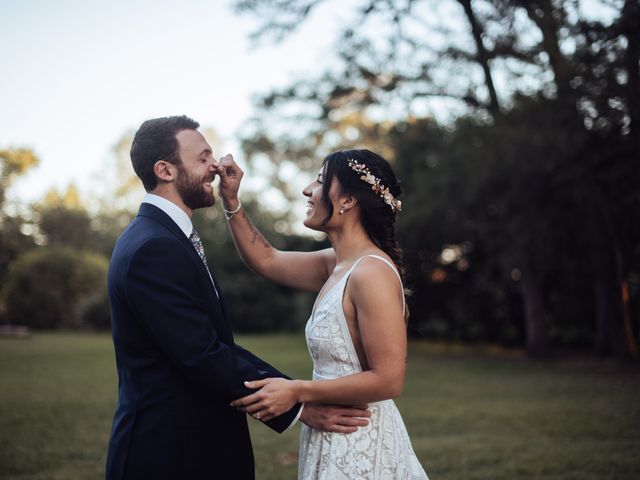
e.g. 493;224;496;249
2;247;109;329
38;206;93;250
0;214;36;287
0;148;39;208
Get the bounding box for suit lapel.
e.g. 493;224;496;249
137;203;229;326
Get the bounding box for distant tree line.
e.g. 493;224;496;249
0;150;322;334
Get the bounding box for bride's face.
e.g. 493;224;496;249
302;167;342;231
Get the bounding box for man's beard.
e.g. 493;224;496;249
176;165;215;210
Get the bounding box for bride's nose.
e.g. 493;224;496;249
302;184;312;197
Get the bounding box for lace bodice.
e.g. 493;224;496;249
299;255;428;480
305;262;363;380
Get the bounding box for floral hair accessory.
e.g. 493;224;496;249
347;158;402;212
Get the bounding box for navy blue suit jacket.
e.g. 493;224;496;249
105;203;301;480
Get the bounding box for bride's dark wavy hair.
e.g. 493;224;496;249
320;149;406;286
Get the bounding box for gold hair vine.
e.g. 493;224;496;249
347;158;402;213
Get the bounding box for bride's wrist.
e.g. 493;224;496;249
222;198;242;220
294;380;312;403
222;197;240;212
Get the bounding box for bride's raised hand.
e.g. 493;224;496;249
230;377;302;422
216;153;243;209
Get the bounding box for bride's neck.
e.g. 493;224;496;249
327;222;377;265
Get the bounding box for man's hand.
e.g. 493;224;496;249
300;403;371;434
215;153;243;210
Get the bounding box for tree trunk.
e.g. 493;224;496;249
589;200;638;360
520;264;551;357
522;0;573;101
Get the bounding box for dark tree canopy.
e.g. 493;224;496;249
235;0;640;358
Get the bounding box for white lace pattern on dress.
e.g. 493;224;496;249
299;255;429;480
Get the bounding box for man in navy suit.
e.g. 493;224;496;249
105;116;369;480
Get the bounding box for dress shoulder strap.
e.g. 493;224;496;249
346;254;405;313
362;255;402;283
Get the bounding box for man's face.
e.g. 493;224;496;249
174;129;216;210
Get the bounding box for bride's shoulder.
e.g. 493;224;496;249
346;257;404;315
350;254;400;288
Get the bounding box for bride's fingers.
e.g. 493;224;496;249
248;407;268;419
244;379;269;390
217;154;233;170
243;402;265;415
230;392;260;407
250;408;277;422
218;154;242;177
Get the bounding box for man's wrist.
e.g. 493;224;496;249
286;403;304;430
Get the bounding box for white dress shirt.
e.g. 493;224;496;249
143;193;219;298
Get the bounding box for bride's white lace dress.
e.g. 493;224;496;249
299;255;429;480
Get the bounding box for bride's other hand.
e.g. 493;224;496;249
231;377;302;422
216;153;243;210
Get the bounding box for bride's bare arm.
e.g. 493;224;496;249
231;259;407;420
216;154;334;291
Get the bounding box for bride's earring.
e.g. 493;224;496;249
339;207;345;215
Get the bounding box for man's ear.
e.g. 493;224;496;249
153;160;177;183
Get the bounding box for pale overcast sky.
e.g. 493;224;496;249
0;0;345;206
1;0;617;210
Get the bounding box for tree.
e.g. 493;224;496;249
234;0;639;357
0;147;39;210
0;214;36;288
37;186;93;249
36;183;134;258
0;148;39;292
2;246;108;329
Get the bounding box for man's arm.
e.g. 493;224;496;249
232;344;371;433
125;236;300;431
300;404;371;433
231;343;302;432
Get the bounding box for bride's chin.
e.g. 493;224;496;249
303;218;321;231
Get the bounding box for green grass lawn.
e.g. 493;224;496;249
1;332;639;480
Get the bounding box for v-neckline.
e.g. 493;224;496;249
310;259;363;319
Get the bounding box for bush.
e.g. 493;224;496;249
74;290;111;329
2;246;109;329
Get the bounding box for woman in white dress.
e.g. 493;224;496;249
219;149;428;480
